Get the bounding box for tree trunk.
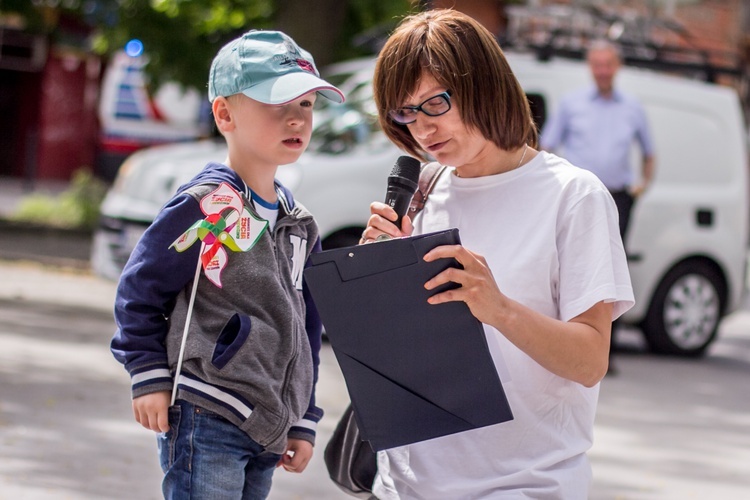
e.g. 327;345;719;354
274;0;349;68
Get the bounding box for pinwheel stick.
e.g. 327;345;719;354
171;242;205;406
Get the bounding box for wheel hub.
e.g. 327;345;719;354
664;274;720;349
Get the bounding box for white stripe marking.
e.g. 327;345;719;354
132;368;171;386
178;375;253;419
292;419;317;432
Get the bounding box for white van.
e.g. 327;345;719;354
92;53;748;357
515;53;749;357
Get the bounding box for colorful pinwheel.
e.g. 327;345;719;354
170;182;267;287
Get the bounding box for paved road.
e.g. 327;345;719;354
1;260;749;499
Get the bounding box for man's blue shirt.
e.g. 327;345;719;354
541;87;654;190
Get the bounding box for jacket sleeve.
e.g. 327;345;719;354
110;192;203;399
287;235;325;445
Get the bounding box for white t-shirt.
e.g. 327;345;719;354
245;186;279;230
372;151;634;500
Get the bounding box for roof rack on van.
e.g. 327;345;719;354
502;4;745;85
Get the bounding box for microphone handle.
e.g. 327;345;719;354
384;188;413;228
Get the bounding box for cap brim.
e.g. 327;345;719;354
241;72;345;104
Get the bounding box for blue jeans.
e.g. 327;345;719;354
158;400;282;499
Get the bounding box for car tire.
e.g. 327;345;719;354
641;260;725;357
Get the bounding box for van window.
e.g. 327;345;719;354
526;93;547;131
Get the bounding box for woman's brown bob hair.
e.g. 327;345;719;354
374;9;538;160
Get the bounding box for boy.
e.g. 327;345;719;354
110;30;344;499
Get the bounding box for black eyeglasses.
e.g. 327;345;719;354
388;91;452;125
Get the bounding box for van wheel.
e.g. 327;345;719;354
641;261;725;357
322;228;363;250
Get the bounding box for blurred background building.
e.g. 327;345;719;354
1;0;748;184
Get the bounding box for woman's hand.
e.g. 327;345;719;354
423;244;505;326
359;201;414;244
424;244;613;386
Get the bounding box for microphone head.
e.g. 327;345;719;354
389;156;421;193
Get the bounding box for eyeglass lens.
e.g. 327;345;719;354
390;92;451;124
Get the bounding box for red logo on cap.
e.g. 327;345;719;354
296;59;314;73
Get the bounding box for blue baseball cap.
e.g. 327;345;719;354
208;30;345;104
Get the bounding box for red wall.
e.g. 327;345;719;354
35;49;100;180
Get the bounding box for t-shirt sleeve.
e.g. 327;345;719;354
633;101;655;157
556;185;635;322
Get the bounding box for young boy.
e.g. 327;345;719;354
110;30;344;499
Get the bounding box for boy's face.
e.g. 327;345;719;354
225;91;317;169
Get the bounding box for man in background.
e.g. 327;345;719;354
541;39;655;375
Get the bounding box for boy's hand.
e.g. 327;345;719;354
132;391;171;433
278;438;313;473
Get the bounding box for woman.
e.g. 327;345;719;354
361;9;633;499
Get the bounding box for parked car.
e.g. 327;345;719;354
92;53;749;357
91;68;387;277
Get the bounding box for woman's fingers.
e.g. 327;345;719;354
423;246;498;315
361;202;411;243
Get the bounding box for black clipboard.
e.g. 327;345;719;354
304;228;513;451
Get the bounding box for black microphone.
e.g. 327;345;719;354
384;155;421;230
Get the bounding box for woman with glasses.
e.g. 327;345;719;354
360;9;634;499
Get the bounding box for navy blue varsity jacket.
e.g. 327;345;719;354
111;162;324;454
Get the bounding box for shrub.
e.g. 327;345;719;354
12;169;109;231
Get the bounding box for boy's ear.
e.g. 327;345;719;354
212;97;234;133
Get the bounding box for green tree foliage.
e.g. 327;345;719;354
93;0;277;90
1;0;415;92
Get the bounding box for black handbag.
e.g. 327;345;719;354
323;164;447;497
324;404;377;497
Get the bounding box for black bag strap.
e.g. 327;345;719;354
408;162;448;221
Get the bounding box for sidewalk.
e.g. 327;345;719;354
0;177;93;268
0;260;115;313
